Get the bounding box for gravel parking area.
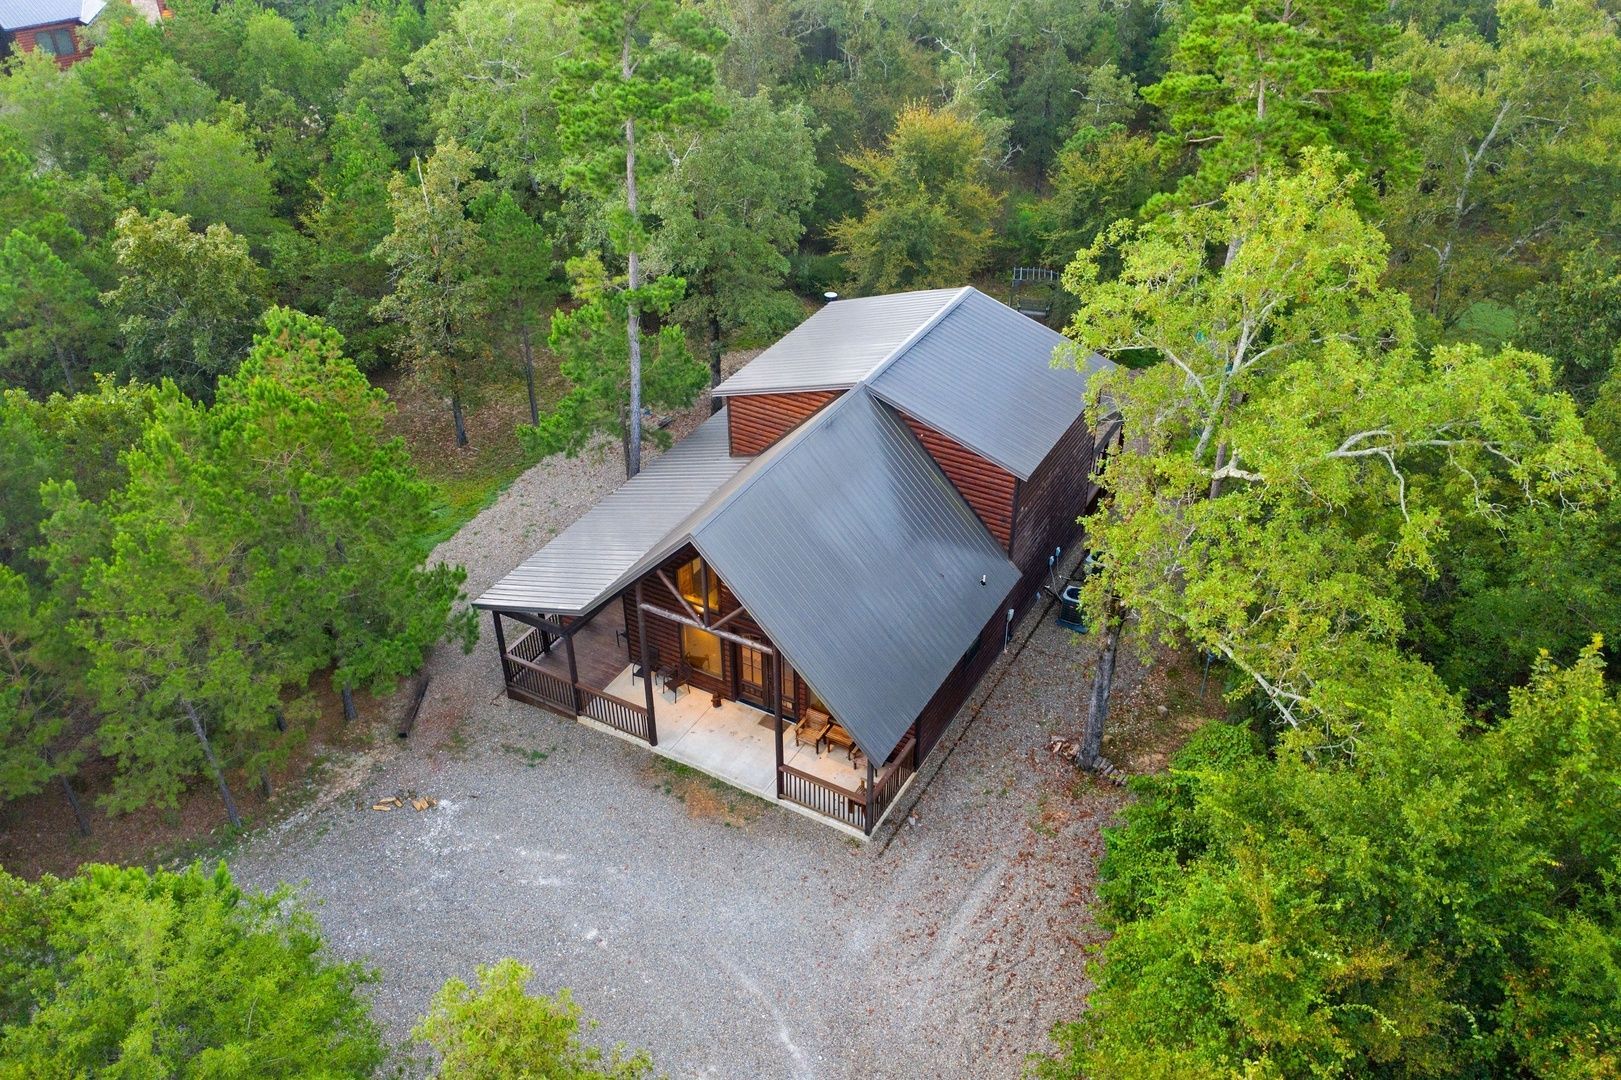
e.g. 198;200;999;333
228;383;1134;1079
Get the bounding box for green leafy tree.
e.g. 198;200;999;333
1059;151;1609;734
1380;0;1621;334
275;104;399;371
0;862;385;1075
66;389;285;825
142;116;280;246
373;140;490;447
214;308;477;723
479;192;559;427
650;89;821;401
523;259;709;468
830;103;1003;295
0;229;107;396
552;0;726;477
1518;241;1621;394
1142;0;1406;209
101;209;268;398
415;958;653;1079
406;0;575;193
0;567;85;833
1034;126;1169;265
1039;645;1621;1077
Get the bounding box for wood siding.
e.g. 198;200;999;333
1009;413;1105;581
8;22;90;67
899;415;1018;550
726;391;842;456
620;544;807;712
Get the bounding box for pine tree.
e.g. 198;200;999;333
551;0;725;477
373;141;490;447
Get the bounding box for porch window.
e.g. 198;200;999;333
676;557;720;613
682;624;723;677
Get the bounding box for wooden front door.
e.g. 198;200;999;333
735;643;769;709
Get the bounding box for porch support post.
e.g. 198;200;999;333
491;612;510;686
864;759;876;836
635;581;658;746
563;623;580;715
772;652;784;799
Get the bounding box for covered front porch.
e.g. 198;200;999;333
490;603;918;837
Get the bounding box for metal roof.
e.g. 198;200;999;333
867;288;1113;480
0;0;101;29
474;411;751;616
711;288;965;396
691;390;1020;762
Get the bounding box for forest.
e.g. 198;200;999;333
1;0;1619;1072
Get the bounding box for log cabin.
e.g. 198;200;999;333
0;0;164;67
475;287;1119;836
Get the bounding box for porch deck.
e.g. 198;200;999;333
599;665;868;801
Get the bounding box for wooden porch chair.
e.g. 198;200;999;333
796;706;832;750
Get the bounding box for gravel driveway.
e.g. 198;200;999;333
229;396;1130;1080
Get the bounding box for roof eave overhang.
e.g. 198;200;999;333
710;380;859;398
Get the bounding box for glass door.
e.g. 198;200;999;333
736;643;769;709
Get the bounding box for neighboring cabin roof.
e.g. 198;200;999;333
867;288;1112;480
474;410;751;616
711;288;964;396
0;0;102;30
690;389;1020;762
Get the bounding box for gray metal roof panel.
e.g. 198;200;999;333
711;288;964;396
0;0;99;28
473;411;749;615
867;289;1114;479
690;389;1020;762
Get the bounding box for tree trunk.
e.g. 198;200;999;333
708;313;723;415
624;127;644;478
340;685;357;724
622;31;644;480
49;750;90;837
185;700;242;829
260;769;272;798
1078;596;1121;773
55;345;76;395
450;392;468;448
521;320;539;427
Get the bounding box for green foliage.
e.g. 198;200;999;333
0;861;384;1076
275;103;399;371
1034;126;1169;265
1519;242;1621;394
1040;646;1621;1077
407;0;575;193
0;566;78;804
1380;0;1621;332
830;103;1003;294
415;957;654;1079
1061;150;1610;733
373;140;491;445
552;0;727;200
1143;0;1407;208
142;116;280;246
522;265;709;461
650;88;821;363
0;228;107;397
102;208;267;398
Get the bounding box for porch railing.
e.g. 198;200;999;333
579;685;651;742
501;626;651;743
779;766;867;831
778;732;919;835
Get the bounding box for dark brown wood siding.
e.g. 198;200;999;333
11;22;91;67
726;390;843;456
899;415;1018;550
1009;413;1105;581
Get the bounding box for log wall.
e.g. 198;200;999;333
726;391;843;456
